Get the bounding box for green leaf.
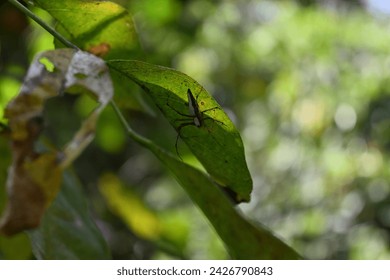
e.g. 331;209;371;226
0;233;32;260
33;0;139;59
34;0;144;110
158;152;300;259
117;121;300;259
108;60;253;202
28;170;111;260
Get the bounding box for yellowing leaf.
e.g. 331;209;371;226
0;49;113;235
24;153;62;205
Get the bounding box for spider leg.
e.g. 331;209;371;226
175;133;182;160
201;106;220;114
174;114;226;159
201;106;227;127
167;89;227;158
166;101;193;118
174;121;196;160
201;116;227;148
202;115;226;127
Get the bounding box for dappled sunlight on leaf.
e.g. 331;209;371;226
33;0;144;111
34;0;139;60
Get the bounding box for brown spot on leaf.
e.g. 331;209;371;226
87;43;111;58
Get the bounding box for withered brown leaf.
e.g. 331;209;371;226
0;49;113;235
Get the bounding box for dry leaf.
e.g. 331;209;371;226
0;49;113;235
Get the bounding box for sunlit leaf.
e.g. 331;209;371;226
33;0;139;59
0;49;113;235
33;0;143;110
108;60;253;202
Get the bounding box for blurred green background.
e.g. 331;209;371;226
2;0;390;259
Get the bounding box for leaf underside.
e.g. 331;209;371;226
108;60;253;203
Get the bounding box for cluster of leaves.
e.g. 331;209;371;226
0;0;301;259
3;0;390;260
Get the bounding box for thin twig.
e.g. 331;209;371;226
8;0;79;50
110;100;150;146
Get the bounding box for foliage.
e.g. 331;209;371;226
1;0;390;260
0;0;301;260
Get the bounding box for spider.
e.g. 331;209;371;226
167;88;225;158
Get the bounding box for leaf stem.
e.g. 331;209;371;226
110;100;151;148
8;0;79;50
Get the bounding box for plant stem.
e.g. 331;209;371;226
8;0;79;50
110;100;151;147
